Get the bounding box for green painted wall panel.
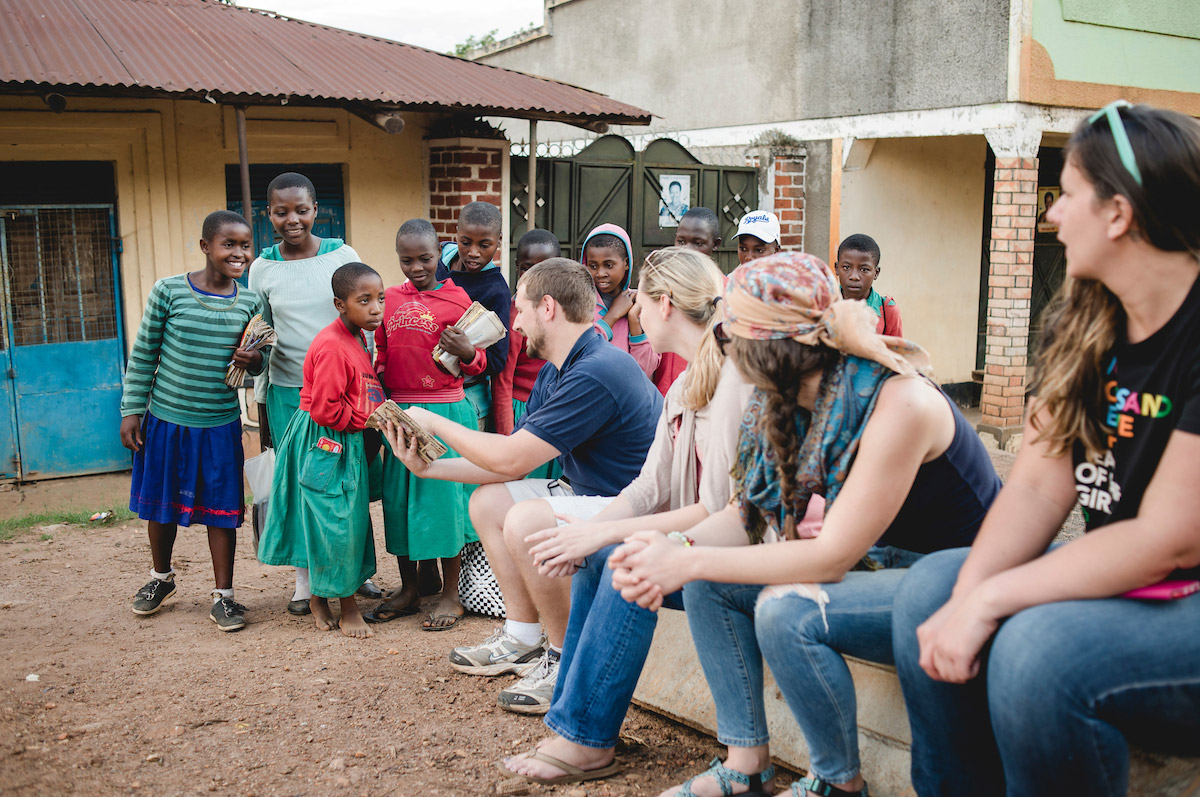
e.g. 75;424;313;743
1034;0;1200;93
1062;0;1200;40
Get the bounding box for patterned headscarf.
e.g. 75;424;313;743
726;252;931;542
723;252;929;375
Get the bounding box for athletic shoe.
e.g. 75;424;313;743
449;627;546;676
497;648;560;715
131;578;177;615
210;597;248;632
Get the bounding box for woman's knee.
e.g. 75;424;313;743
753;589;825;656
894;547;970;631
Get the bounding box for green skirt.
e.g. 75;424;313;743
513;398;563;481
265;384;301;449
258;410;376;598
381;397;478;561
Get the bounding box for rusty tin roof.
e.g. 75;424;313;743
0;0;651;126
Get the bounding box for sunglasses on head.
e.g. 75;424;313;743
1087;100;1143;186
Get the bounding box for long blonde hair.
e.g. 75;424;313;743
1030;104;1200;458
638;247;726;409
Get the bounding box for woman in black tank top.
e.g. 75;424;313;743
609;253;1001;797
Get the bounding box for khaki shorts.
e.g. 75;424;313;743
502;479;613;526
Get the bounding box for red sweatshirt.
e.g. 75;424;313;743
300;319;385;432
374;279;486;403
492;295;550;435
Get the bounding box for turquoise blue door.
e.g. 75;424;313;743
0;206;128;480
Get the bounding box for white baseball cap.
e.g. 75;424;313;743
735;211;781;244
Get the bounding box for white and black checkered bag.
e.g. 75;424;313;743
458;541;506;618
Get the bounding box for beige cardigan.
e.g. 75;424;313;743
621;358;753;516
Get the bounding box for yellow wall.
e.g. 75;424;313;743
838;136;987;384
0;96;431;347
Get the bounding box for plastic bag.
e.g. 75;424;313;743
243;449;275;558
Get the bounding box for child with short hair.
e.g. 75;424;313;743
257;262;386;639
835;233;902;336
492;229;562;437
247;171;377;616
121;210;266;632
367;220;487;630
734;210;783;265
435;201;511;431
582;223;659;378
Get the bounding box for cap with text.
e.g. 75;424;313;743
735;211;781;244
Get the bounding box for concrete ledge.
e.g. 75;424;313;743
633;609;1200;797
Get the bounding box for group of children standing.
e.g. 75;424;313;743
118;171;901;638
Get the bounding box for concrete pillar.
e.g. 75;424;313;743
979;126;1041;449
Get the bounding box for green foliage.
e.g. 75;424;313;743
749;128;802;148
451;28;499;57
0;505;135;542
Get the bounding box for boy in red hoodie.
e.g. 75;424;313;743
367;219;488;630
258;262;386;639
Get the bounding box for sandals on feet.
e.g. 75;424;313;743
421;611;462;631
675;757;776;796
363;603;419;623
789;775;869;797
496;750;622;785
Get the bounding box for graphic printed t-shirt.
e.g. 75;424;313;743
1073;275;1200;578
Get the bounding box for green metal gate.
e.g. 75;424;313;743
510;136;759;276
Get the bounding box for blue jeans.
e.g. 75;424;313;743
684;553;915;783
546;544;684;748
893;547;1200;797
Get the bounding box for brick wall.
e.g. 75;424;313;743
427;138;506;240
772;151;806;249
980;156;1038;440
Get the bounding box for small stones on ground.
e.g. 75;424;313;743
43;702;56;709
25;673;39;681
329;756;345;770
145;753;162;763
353;751;366;758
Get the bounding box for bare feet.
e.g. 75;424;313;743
502;736;613;780
310;597;338;631
338;597;374;639
422;592;464;630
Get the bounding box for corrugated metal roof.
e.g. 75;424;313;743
0;0;652;126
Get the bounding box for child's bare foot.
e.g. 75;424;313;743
338;597;374;639
422;593;464;631
310;597;338;631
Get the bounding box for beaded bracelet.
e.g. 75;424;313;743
667;531;695;547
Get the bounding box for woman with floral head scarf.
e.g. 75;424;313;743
611;252;1002;797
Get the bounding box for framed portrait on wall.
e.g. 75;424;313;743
1036;187;1060;233
657;174;690;228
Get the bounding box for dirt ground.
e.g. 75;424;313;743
0;472;788;797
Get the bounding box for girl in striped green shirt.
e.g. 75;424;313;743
119;210;267;632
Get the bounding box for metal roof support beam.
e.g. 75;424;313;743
528;119;538;231
234;105;254;244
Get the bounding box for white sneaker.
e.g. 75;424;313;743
497;648;560;715
449;627;547;676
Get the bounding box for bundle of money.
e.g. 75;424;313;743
365;400;448;463
430;301;506;376
225;314;278;388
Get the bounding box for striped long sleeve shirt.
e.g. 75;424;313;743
120;275;266;428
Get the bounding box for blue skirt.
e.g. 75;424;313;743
129;413;245;529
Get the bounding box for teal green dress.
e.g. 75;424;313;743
258;409;376;598
381;397;479;561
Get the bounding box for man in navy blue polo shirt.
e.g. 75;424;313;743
386;257;661;713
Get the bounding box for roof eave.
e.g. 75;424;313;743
0;82;652;130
